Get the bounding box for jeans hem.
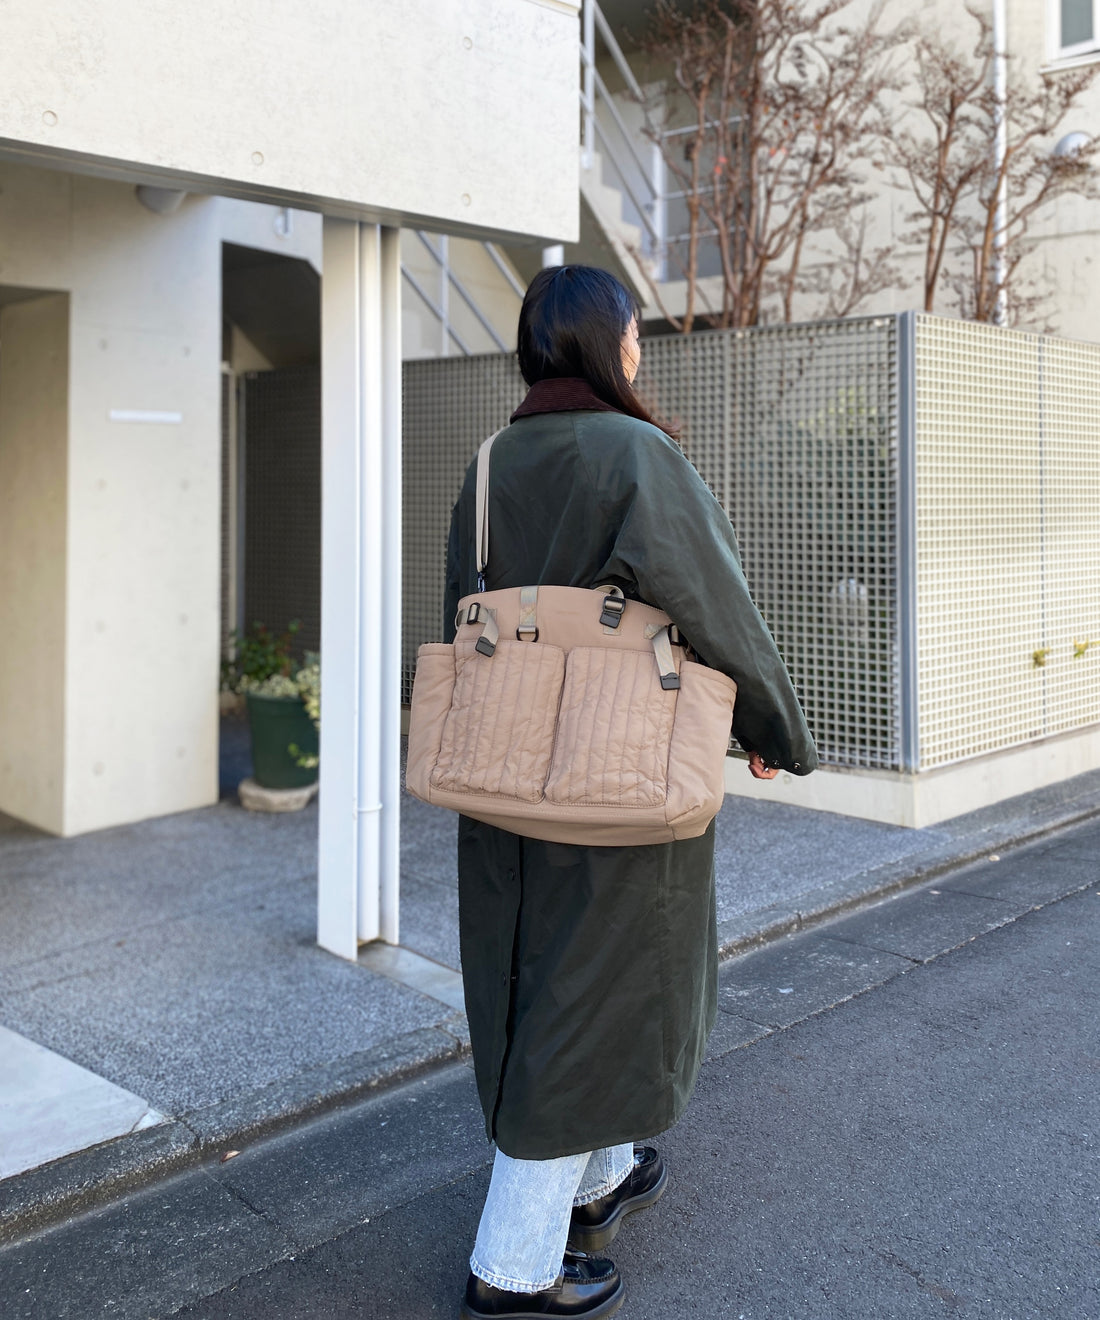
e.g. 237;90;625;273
469;1257;561;1294
572;1159;632;1207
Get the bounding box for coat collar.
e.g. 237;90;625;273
510;376;622;422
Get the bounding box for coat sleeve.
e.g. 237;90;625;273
580;422;818;775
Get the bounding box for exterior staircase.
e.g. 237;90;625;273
578;149;654;307
403;0;671;356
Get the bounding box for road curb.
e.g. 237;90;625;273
717;796;1100;960
3;795;1097;1247
0;1023;471;1245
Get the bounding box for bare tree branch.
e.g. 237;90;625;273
638;0;906;330
891;6;1098;323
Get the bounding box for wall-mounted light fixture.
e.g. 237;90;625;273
1053;131;1091;158
135;185;187;215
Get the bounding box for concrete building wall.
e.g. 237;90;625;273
0;293;69;834
60;179;223;835
0;0;580;246
0;160;326;834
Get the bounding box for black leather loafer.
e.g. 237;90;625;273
567;1146;667;1251
460;1250;624;1319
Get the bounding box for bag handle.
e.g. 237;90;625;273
475;430;502;591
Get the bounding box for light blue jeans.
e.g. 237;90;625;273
471;1143;635;1292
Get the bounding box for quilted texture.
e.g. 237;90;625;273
431;640;565;802
545;647;676;807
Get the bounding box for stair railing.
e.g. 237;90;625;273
580;0;666;274
401;233;523;356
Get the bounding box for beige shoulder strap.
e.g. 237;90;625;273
475;430;502;587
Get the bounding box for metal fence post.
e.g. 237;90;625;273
897;311;920;774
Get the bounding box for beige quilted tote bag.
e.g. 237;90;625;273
406;432;737;845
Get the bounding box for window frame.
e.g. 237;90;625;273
1050;0;1100;62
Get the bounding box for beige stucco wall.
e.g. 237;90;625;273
616;0;1100;336
0;0;580;247
0;293;69;833
819;0;1100;332
0;160;325;834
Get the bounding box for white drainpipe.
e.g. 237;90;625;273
992;0;1008;325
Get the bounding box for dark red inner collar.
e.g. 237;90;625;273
510;377;622;422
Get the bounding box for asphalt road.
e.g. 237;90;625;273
3;819;1097;1320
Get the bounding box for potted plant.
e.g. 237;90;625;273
221;621;320;791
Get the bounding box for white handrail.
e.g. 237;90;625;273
413;230;510;353
591;0;645;102
582;0;596;168
401;267;472;355
591;64;659;216
483;243;527;300
592;116;661;245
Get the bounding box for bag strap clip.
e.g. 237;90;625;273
645;623;681;690
599;587;626;629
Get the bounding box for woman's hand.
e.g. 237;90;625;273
747;752;779;780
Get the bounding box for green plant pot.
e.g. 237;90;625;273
245;692;319;790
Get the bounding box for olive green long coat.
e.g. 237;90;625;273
443;389;818;1161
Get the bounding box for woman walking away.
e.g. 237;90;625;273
444;265;818;1319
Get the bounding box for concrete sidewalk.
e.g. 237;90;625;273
1;716;1098;1242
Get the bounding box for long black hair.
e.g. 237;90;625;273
517;265;678;439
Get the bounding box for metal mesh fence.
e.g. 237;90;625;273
1042;336;1100;737
219;369;234;654
402;318;901;768
913;318;1100;766
241;364;322;656
401;354;526;703
640;318;900;769
400;315;1100;773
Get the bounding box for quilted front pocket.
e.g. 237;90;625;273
544;647;677;807
431;641;566;803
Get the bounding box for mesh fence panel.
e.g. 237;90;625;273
242;364;322;655
1042;336;1100;735
402;354;526;703
640;319;901;768
401;319;901;768
219;370;234;654
914;317;1100;766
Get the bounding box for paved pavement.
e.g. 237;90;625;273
1;814;1096;1318
1;715;1098;1238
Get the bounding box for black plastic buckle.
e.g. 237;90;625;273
516;625;539;643
659;673;681;691
474;636;497;657
466;602;482;625
600;595;625;628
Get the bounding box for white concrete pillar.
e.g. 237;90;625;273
317;219;402;960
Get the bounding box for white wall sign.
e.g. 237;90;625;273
108;410;183;424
